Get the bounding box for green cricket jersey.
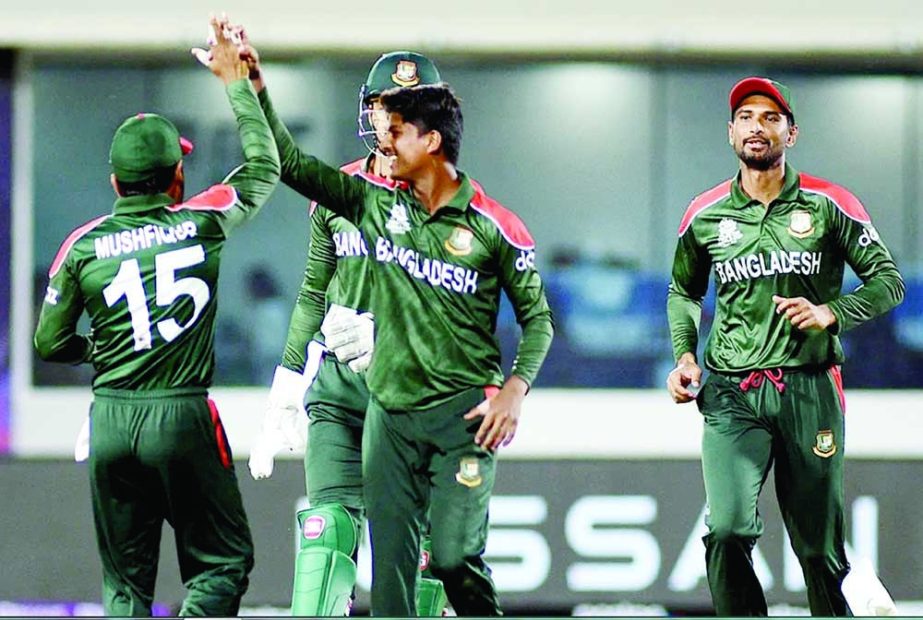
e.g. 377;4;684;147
281;157;377;372
34;79;280;391
668;163;905;373
260;88;554;411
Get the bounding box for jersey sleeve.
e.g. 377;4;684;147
258;87;368;225
280;206;338;372
34;257;94;364
496;232;554;388
825;202;905;332
207;79;282;237
667;224;711;362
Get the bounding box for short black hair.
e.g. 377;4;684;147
114;165;176;196
380;83;463;165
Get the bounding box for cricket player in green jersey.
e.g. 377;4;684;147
33;23;279;616
242;45;450;616
201;24;554;616
666;76;905;616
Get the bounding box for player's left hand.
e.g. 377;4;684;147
464;377;528;451
772;295;836;331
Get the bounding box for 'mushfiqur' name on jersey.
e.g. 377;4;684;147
94;221;198;260
715;249;822;285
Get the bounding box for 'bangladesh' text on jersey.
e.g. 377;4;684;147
667;164;904;373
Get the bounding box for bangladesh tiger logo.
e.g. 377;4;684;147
812;430;836;458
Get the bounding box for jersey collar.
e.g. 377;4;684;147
112;193;175;215
437;171;477;213
729;162;800;208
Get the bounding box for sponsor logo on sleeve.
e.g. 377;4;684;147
717;218;743;248
813;430;837;458
857;225;880;248
44;286;60;305
515;249;536;272
788;211;815;238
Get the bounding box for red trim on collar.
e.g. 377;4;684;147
309;158;402;215
678;179;733;237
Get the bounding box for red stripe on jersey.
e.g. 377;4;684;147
829;365;846;414
678;179;732;237
356;169;399;191
168;184;237;212
340;158;365;176
308;158;398;215
799;173;871;224
207;399;232;469
48;214;111;278
469;187;535;250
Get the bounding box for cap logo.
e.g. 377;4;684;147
392;60;421;87
302;515;326;539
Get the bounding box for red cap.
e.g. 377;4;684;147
729;77;794;119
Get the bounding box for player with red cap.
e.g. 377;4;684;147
667;76;904;616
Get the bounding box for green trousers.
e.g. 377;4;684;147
89;389;253;617
697;367;850;617
304;356;368;511
363;387;502;617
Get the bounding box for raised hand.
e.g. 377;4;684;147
191;15;248;84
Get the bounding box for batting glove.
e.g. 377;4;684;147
74;415;90;462
248;366;309;480
321;304;374;370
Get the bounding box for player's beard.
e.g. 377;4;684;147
735;140;784;171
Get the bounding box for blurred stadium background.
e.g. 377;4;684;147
1;0;922;616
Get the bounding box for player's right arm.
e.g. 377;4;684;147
34;257;94;364
666;224;710;363
256;87;367;225
666;223;709;402
192;17;280;237
209;78;282;236
225;23;369;224
281;206;337;372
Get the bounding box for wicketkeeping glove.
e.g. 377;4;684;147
74;415;90;462
321;304;374;372
248;365;309;480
